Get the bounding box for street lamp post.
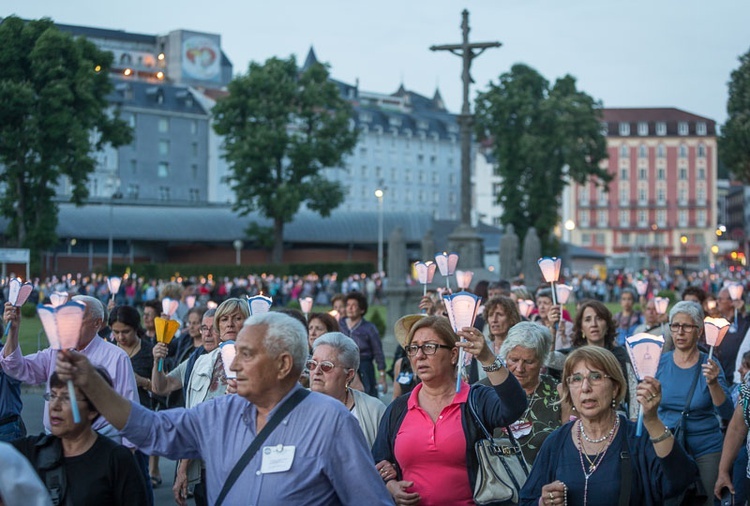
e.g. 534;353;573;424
233;240;243;266
107;191;123;272
375;189;384;275
680;234;688;270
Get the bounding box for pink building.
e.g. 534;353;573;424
564;108;718;270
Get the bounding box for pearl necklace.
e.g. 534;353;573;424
579;416;617;443
576;416;620;506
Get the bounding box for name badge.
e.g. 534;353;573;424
260;444;295;474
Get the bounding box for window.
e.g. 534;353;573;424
418;190;425;203
638;122;648;136
657;144;665;158
678;210;687;227
597;187;607;206
600;122;609;136
620;232;630;245
581;233;591;245
130;160;137;174
619;122;630;136
596;233;605;246
597;210;608;227
191;164;198;179
657;187;666;204
417;154;424;165
657;168;665;180
158;118;169;133
375;166;382;178
578;210;590;228
697;210;707;227
579;187;590;205
189;188;200;202
639;167;647;180
678;187;687;204
449;173;456;185
679;167;687;180
620;145;629;158
419;171;425;183
619;210;629;227
191;142;198;157
638;210;648;228
679;145;688;158
698;167;705;180
127;183;139;200
361;165;368;177
619;187;629;205
656;122;666;136
697;185;706;204
448;192;456;204
158;162;169;178
678;122;689;135
191;120;198;135
657;209;666;227
404;169;411;182
159;186;171;201
432;172;439;184
698;144;706;158
638;187;648;203
159;140;169;156
620;168;628;180
128;114;136;128
639;145;647;158
430;155;437;165
696;122;707;135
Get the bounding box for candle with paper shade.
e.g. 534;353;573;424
4;278;34;336
455;270;474;290
107;276;122;303
517;299;535;319
247;294;273;315
328;309;340;322
220;340;237;379
625;332;665;436
206;300;218;310
37;301;86;423
727;283;744;333
299;297;314;319
154;317;180;371
654;297;670;338
49;292;69;308
434;252;459;291
414;261;437;297
704;317;731;363
161;298;179;319
634;280;648;298
537;257;562;305
442;291;481;392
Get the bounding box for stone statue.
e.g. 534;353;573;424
499;224;519;279
521;227;542;289
387;227;407;287
421;229;435;262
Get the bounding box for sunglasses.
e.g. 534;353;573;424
306;359;349;373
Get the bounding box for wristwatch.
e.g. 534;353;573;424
482;356;506;372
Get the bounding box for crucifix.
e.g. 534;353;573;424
430;9;501;267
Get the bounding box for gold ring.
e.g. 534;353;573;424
549;492;554;500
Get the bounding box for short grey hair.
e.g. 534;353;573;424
312;332;360;371
244;312;308;373
499;321;551;364
71;295;104;322
669;300;704;327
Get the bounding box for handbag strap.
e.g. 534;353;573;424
618;450;631;506
681;355;704;417
215;388;310;506
467;387;529;475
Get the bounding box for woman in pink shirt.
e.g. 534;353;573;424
373;315;527;505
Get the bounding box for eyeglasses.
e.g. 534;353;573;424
405;343;453;357
200;326;212;333
565;372;611;387
305;359;349;373
669;323;700;333
43;392;71;404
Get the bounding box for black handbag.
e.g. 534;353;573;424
467;388;530;505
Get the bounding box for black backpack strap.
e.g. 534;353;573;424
214;388;310;506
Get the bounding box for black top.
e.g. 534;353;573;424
13;433;148;506
128;338;154;408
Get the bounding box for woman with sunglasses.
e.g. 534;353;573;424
309;332;385;448
656;301;734;506
372;315;526;506
520;346;698;506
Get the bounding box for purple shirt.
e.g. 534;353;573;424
340;318;386;370
122;385;392;505
0;336;138;435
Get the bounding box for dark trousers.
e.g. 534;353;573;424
358;360;377;397
194;468;207;506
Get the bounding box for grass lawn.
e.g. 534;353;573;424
10;312;46;354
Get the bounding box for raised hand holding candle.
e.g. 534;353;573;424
442;291;481;392
4;278;33;336
625;332;665;436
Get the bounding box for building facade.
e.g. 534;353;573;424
563;108;718;270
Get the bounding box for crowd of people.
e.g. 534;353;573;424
2;270;750;505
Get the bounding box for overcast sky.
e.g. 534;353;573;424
5;1;749;125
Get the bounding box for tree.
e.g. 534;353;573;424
475;63;610;253
0;16;132;259
720;47;750;182
213;56;358;264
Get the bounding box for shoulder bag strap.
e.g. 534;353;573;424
214;388;310;506
618;449;631;506
682;356;703;416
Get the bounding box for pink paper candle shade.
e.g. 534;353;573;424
455;270;474;290
414;261;437;285
8;278;34;306
37;302;86;351
704;317;731;348
517;300;535;319
556;284;573;305
442;291;481;333
434;252;459;277
220;341;237;379
537;257;561;283
654;297;670;315
634;280;648;297
247;295;273;315
162;298;179;317
49;292;69;308
299;297;314;315
625;333;665;380
728;283;744;301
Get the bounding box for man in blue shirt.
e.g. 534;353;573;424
54;311;392;505
0;342;24;442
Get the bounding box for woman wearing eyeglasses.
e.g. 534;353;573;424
309;332;385;448
655;301;734;506
372;315;526;506
520;346;698;506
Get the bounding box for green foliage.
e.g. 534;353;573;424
720;47;750;182
105;261;375;280
475;64;610;254
212;56;358;263
0;16;132;258
369;307;387;338
21;302;37;319
656;289;678;304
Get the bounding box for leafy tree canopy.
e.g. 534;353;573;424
475;63;610;253
212;55;358;263
720;47;750;182
0;16;132;258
